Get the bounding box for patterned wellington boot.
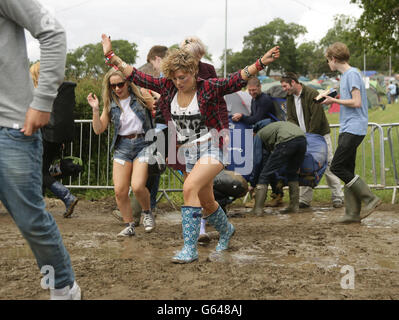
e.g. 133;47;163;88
172;206;202;264
206;206;235;252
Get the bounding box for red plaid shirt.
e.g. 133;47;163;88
127;68;248;133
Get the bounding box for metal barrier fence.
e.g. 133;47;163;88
64;120;399;204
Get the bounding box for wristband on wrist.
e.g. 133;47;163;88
255;59;263;71
259;57;267;69
105;51;114;60
243;65;251;78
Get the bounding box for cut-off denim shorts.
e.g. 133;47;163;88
180;139;228;173
113;136;150;163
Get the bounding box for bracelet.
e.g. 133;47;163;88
243;66;251;78
259;56;267;69
105;50;114;60
255;59;263;71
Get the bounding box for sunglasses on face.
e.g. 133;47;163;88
110;81;126;89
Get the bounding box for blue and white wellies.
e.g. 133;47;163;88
172;138;235;264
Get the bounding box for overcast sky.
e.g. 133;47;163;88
27;0;363;69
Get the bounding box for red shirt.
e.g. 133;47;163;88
127;68;247;134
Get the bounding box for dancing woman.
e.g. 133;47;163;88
101;33;279;262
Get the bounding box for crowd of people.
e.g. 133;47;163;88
0;0;383;300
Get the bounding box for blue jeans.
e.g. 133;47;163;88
0;128;75;289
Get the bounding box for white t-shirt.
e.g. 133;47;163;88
170;92;211;144
118;97;144;135
294;90;306;133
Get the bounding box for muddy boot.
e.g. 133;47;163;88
280;181;299;214
337;186;361;223
265;193;283;207
348;175;382;219
172;206;202;264
206;206;235;252
130;193;142;226
49;181;78;218
251;184;267;216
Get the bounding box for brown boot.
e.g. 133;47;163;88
265;193;283;207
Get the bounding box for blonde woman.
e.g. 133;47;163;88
101;33;279;263
87;68;155;236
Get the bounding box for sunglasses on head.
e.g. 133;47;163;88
110;81;126;89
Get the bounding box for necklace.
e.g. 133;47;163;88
177;89;196;108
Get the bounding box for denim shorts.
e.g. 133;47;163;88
113;136;150;163
181;140;228;173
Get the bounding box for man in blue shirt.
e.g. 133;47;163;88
387;81;396;104
231;77;276;125
323;42;381;223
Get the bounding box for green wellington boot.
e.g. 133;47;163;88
251;184;268;216
348;175;382;220
337;185;361;223
280;181;299;214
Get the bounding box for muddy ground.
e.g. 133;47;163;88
0;197;398;300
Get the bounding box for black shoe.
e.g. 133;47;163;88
299;202;310;209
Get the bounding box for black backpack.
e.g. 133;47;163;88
42;82;76;144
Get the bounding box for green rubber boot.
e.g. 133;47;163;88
280;181;299;214
348;176;382;220
337;185;361;223
251;184;267;216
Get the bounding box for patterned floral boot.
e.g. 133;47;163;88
172;206;202;264
206;206;235;252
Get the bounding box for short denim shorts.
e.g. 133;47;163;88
181;140;228;173
113;136;150;164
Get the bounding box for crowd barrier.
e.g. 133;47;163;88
64;120;399;204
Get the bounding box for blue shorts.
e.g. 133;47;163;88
113;136;150;164
181;140;228;173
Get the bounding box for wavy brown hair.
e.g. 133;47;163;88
29;62;40;88
101;68;152;113
161;49;198;80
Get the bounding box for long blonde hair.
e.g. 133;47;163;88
101;68;152;113
30;62;40;88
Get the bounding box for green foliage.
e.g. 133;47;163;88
351;0;399;54
65;39;138;79
220;18;307;75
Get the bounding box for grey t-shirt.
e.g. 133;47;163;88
0;0;66;129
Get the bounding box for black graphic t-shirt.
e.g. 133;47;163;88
171;93;210;144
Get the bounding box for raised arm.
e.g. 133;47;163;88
212;46;280;97
240;46;280;81
101;34;164;92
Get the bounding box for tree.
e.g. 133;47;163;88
65;40;138;79
351;0;399;54
296;42;329;77
220;18;307;75
320;14;393;74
